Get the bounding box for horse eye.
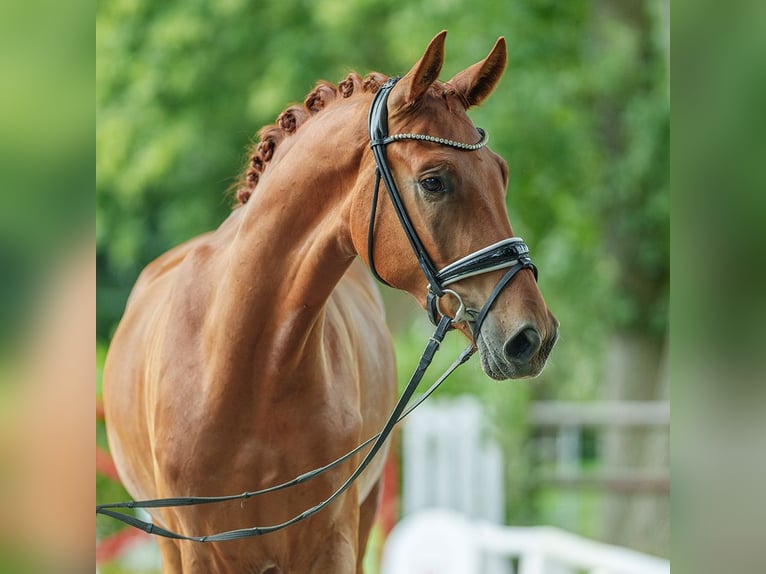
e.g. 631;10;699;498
420;177;446;194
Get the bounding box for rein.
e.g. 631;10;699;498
96;77;538;542
97;315;471;542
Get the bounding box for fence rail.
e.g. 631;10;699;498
382;509;670;574
528;401;670;495
528;401;670;427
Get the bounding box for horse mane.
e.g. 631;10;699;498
232;71;390;206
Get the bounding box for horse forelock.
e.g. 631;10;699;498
232;71;393;206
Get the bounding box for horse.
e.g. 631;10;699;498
102;31;559;573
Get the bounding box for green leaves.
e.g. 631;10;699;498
96;0;668;384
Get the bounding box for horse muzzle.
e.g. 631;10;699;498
476;318;559;380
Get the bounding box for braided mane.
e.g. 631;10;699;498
233;71;390;206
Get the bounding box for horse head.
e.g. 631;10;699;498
351;31;559;379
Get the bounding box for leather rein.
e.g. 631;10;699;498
95;77;537;542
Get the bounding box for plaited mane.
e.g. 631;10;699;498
233;71;389;206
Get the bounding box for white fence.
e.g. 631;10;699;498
402;396;505;523
395;396;670;572
528;400;670;493
382;509;670;574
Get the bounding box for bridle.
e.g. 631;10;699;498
96;77;539;542
368;77;537;338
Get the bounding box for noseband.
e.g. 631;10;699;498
368;77;537;338
96;77;541;543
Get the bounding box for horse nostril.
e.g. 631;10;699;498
504;327;541;363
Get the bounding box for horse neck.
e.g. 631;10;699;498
207;102;370;376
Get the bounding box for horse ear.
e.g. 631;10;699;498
448;37;507;108
393;30;447;108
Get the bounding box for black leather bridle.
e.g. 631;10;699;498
95;77;539;543
368;77;537;338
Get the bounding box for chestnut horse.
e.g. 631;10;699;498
103;32;558;573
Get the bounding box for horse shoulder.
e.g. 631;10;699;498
105;215;242;499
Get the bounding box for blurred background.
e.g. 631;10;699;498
94;0;668;572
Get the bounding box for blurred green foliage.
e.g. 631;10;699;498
97;0;668;343
96;0;668;544
0;0;92;356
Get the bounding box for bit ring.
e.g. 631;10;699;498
437;289;467;324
